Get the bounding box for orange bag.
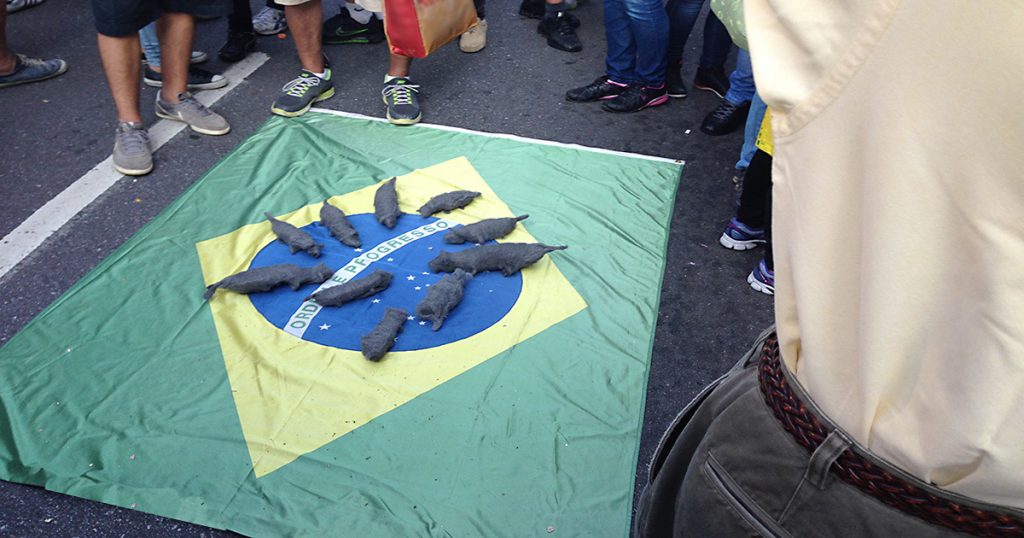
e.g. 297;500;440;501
383;0;479;58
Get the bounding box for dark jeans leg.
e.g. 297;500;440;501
735;149;771;229
623;0;669;85
603;0;637;84
228;0;252;33
698;11;732;69
664;0;703;66
474;0;485;19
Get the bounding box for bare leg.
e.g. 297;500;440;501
97;33;143;123
286;0;324;72
0;9;15;74
157;12;195;103
387;53;411;77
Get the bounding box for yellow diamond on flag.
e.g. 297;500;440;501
196;157;586;477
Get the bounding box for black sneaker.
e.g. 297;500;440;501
271;69;335;117
143;66;227;91
219;31;256;63
323;9;386;44
566;76;628;102
601;84;668;113
666;65;687;98
538;13;582;52
700;99;750;135
382;77;421;125
693;66;729;98
519;0;581;27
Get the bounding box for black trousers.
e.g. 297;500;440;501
735;148;773;270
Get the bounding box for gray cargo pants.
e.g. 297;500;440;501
634;329;1021;537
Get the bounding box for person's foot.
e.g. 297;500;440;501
538;13;582;52
219;31;257;62
565;75;629;102
6;0;44;14
692;66;729;98
155;91;231;135
701;99;750;136
0;54;67;89
382;77;421;125
112;122;153;176
271;69;335;117
747;259;775;295
519;0;580;27
666;65;687;98
252;6;287;35
601;84;668;113
143;66;227;91
459;19;487;53
719;217;765;250
323;9;386;44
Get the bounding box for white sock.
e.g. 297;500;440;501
345;2;374;24
384;74;409;83
312;69;328;79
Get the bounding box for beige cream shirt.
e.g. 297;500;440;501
746;0;1024;508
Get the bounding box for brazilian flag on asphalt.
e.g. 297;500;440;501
0;110;682;537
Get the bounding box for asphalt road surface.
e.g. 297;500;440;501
0;0;773;535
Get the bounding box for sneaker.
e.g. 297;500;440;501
459;19;487;53
6;0;44;14
701;99;750;136
219;31;256;63
155;91;231;135
719;217;765;250
601;84;668;113
519;0;580;27
271;69;335;117
666;65;687;98
143;66;227;91
693;66;729;98
382;77;421;125
747;259;775;295
112;122;153;176
252;6;287;35
0;54;67;89
565;75;628;102
538;13;582;52
323;9;386;44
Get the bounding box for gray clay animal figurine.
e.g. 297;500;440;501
264;212;323;258
204;263;334;300
361;307;408;361
306;269;393;306
417;190;481;217
320;201;361;248
374;177;400;229
444;215;529;245
415;269;472;330
428;243;567;276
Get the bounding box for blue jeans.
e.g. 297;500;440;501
723;48;755;105
604;0;670;86
736;92;767;169
665;1;733;69
139;21;161;68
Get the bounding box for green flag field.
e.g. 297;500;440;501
0;110;682;536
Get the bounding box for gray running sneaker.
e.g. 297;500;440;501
113;122;153;176
6;0;45;13
382;77;421;125
155;91;231;135
271;69;335;117
0;53;67;89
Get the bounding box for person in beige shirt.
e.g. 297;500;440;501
635;0;1024;535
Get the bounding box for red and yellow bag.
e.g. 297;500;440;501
383;0;478;58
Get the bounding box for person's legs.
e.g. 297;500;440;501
97;33;144;123
156;11;194;103
623;0;668;86
221;0;257;62
387;53;410;78
664;0;702;66
286;0;324;73
697;10;731;69
723;48;754;105
736;92;766;169
538;0;581;52
719;148;770;251
603;0;636;85
227;0;253;33
139;21;161;68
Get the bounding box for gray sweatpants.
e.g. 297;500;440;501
634;330;1017;537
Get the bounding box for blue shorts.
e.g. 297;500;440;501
92;0;231;37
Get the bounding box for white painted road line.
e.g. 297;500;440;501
0;52;270;280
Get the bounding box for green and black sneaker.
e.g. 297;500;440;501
382;77;421;125
323;9;386;45
271;69;335;117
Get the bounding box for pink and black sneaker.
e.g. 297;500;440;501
601;83;669;113
566;76;629;102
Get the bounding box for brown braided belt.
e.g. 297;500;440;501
756;334;1024;537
